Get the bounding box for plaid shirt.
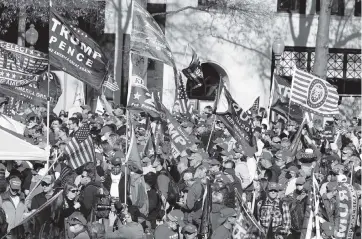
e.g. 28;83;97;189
256;198;291;235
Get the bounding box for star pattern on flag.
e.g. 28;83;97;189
75;124;90;143
0;71;4;76
134;92;141;100
6;73;10;77
12;74;15;79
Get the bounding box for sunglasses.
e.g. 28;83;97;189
11;189;20;193
69;189;79;193
41;182;51;187
269;190;278;193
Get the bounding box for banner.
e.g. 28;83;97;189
127;75;160;118
291;68;339;116
271;75;304;124
0;72;61;107
0;40;48;86
49;8;108;89
216;86;256;157
131;2;175;67
334;183;358;239
161;104;193;159
126;122;143;170
234;189;265;238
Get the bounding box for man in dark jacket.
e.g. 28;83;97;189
79;169;102;221
103;150;130;204
177;172;204;227
31;175;56;237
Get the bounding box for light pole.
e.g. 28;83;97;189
272;37;285;75
25;24;39;49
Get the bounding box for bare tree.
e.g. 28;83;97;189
0;0;105;46
313;0;333;80
151;0;273;34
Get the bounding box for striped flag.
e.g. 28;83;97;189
64;124;95;169
103;80;119;92
291;68;339;116
174;73;193;116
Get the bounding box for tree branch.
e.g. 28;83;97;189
151;5;211;16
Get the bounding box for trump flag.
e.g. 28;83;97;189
49;8;108;90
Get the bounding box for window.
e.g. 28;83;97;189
198;0;217;6
147;3;166;32
273;46;361;95
355;0;361;16
316;0;344;16
186;63;222;101
277;0;306;14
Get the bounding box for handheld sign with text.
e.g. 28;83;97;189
49;8;108;90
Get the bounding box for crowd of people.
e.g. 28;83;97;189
0;95;360;239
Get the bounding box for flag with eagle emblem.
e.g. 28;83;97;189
291;68;339;117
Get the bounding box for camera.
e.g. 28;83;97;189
95;194;112;219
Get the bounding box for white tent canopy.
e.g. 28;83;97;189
0;127;49;161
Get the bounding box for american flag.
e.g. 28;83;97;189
249;96;260;114
103;80;119;92
174;73;193;116
64;124;95;169
291;68;339;116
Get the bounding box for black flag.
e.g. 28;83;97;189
182;48;203;90
215;84;256;157
49;8;109;90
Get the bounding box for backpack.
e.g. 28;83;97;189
159;169;180;203
289;196;307;232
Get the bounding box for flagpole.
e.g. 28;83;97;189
267;71;276;128
206;78;223;152
124;110;129;204
25;152;62;202
46;0;53;170
206;116;216;152
313;174;321;239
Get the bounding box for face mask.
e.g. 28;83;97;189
112;167;121;175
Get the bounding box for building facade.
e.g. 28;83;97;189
160;0;361;114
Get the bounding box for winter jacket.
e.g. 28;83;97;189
79;181;102;221
103;170;130;204
185;180;204;225
0;191;28;231
211;203;226;232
